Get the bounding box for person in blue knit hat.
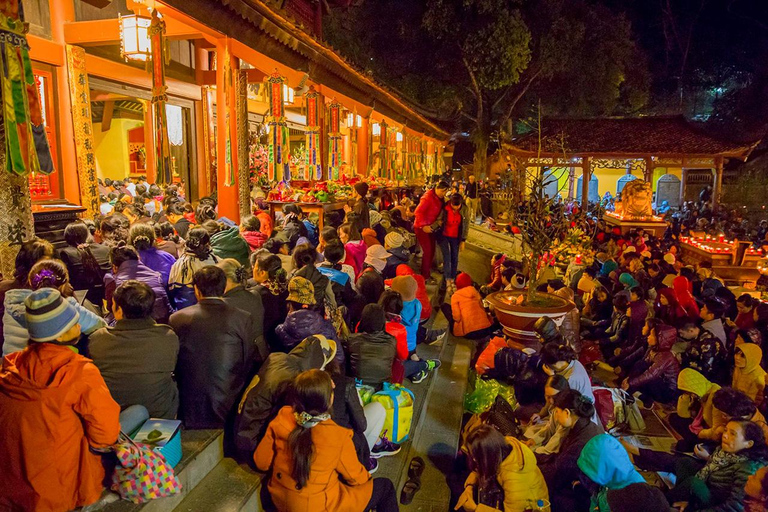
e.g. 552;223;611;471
0;288;121;512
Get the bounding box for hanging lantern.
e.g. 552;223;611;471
119;14;152;62
356;115;362;128
372;123;381;136
282;84;294;105
328;100;343;181
305;86;322;180
396;131;404;142
266;71;290;182
347;112;355;127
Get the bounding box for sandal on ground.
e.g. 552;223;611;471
400;479;421;505
407;456;425;480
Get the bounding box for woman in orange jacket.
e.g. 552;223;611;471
442;273;498;339
255;369;399;512
0;288;121;512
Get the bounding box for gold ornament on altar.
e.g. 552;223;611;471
615;179;653;219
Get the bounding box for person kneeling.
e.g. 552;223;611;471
254;369;399;512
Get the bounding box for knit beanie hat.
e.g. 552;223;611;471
354;182;369;197
385;231;404;249
25;288;80;343
369;210;382;227
287;276;316;305
455;272;473;290
664;253;676;265
391;275;417;302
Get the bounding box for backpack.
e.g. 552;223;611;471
111;433;182;504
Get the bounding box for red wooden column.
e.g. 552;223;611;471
215;38;240;222
357;115;369;176
581;156;591;206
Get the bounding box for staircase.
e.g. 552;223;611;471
103;429;264;512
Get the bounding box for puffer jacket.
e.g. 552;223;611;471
211;226;251;267
346;330;397;385
386;264;432;320
537;417;603;496
106;260;172;323
414;189;444;229
628;323;680;391
275;309;336;350
3;289;107;356
383;247;410;280
577;434;645;512
450;285;492;337
471;437;549;512
0;343;121;512
233;336;336;461
241;229;268;251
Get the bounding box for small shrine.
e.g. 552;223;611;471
604;179;668;236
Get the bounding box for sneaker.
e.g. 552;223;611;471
426;359;442;371
426;328;447;343
372;437;401;458
410;370;428;384
368;457;379;474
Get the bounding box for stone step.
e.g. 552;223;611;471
172;458;264;512
104;429;224;512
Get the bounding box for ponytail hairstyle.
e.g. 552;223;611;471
540;342;577;367
64;221;102;281
129;223;156;252
545;374;570;393
195;203;217;224
322;239;345;269
257;253;287;283
154;221;180;243
289;370;333;489
292;243;317;270
100;214;130;248
110;243;140;268
185;227;213;260
552;389;595;419
28;260;73;297
217;258;248;287
465;424;513;489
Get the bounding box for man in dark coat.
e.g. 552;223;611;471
171;266;255;429
231;335;337;462
90;280;179;419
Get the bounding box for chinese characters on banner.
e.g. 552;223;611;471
304;87;322;181
65;45;99;219
327;100;342;181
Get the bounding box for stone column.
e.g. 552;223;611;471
567;167;575;200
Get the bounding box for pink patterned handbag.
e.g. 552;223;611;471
111;433;182;504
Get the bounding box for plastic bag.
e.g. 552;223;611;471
464;377;516;414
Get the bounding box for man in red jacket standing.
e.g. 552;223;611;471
413;181;449;281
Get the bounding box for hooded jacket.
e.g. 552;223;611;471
676;368;721;437
233;336;336;461
673;276;700;320
386;264;432;320
450;285;492;337
655;287;688;327
346;330;397;385
473;437;550;512
275;309;338;354
3;289;107;356
537;417;603;495
577;434;645;511
242;229;268;250
344;240;368;276
383;246;410;280
211;226;251;267
0;344;121;511
555;287;579;349
628;324;680;392
733;343;767;405
170;298;256;429
254;406;372;512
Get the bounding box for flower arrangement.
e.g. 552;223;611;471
549;227;595;266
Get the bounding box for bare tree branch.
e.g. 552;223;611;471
498;67;542;132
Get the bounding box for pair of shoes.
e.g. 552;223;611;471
372;436;401;458
410;370;428;384
401;457;425;504
426;359;441;371
368;457;379;474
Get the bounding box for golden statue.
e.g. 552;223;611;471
615;179;653;219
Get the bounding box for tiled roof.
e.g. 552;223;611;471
508;116;759;159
